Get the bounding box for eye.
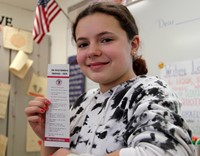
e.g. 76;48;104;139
101;38;113;43
77;42;88;48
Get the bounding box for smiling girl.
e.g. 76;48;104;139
25;2;194;156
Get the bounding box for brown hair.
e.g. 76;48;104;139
72;2;148;75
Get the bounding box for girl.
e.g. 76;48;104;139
25;2;194;156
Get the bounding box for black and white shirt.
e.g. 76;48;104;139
70;75;194;156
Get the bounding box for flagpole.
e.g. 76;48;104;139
54;0;72;23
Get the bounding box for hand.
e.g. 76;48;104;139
106;150;120;156
24;97;51;140
52;148;72;156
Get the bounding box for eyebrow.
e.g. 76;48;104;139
76;31;114;42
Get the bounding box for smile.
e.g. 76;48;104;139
88;62;109;70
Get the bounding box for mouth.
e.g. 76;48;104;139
87;62;110;70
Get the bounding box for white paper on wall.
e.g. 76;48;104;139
9;50;33;79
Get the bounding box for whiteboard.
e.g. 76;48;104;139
128;0;200;76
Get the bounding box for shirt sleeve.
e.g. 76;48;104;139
121;77;195;156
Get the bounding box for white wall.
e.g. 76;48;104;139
50;12;68;64
50;0;83;64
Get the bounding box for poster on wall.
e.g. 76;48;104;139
9;50;33;79
160;58;200;137
26;123;41;152
68;55;85;107
27;73;47;97
3;26;33;53
0;82;11;119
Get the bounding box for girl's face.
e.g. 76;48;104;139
75;13;138;92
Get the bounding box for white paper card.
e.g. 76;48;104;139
9;50;33;79
44;64;70;148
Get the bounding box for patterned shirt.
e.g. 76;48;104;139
69;75;194;156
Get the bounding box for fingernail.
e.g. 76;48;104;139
40;109;45;113
44;105;48;111
44;99;51;105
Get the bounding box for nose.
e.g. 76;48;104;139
87;42;102;58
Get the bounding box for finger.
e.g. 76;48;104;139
28;99;45;108
28;98;51;110
24;105;46;116
35;97;51;106
27;113;45;123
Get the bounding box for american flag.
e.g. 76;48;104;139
33;0;61;44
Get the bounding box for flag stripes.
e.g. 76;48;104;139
33;0;61;44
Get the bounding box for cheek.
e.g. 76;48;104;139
76;52;85;65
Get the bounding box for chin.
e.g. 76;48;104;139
89;76;105;83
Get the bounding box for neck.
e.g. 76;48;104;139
99;72;136;93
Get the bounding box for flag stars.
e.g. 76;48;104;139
38;0;50;7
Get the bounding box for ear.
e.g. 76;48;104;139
131;35;140;56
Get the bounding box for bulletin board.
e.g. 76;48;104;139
0;25;50;156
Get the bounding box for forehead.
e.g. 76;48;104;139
79;12;120;25
75;12;122;35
